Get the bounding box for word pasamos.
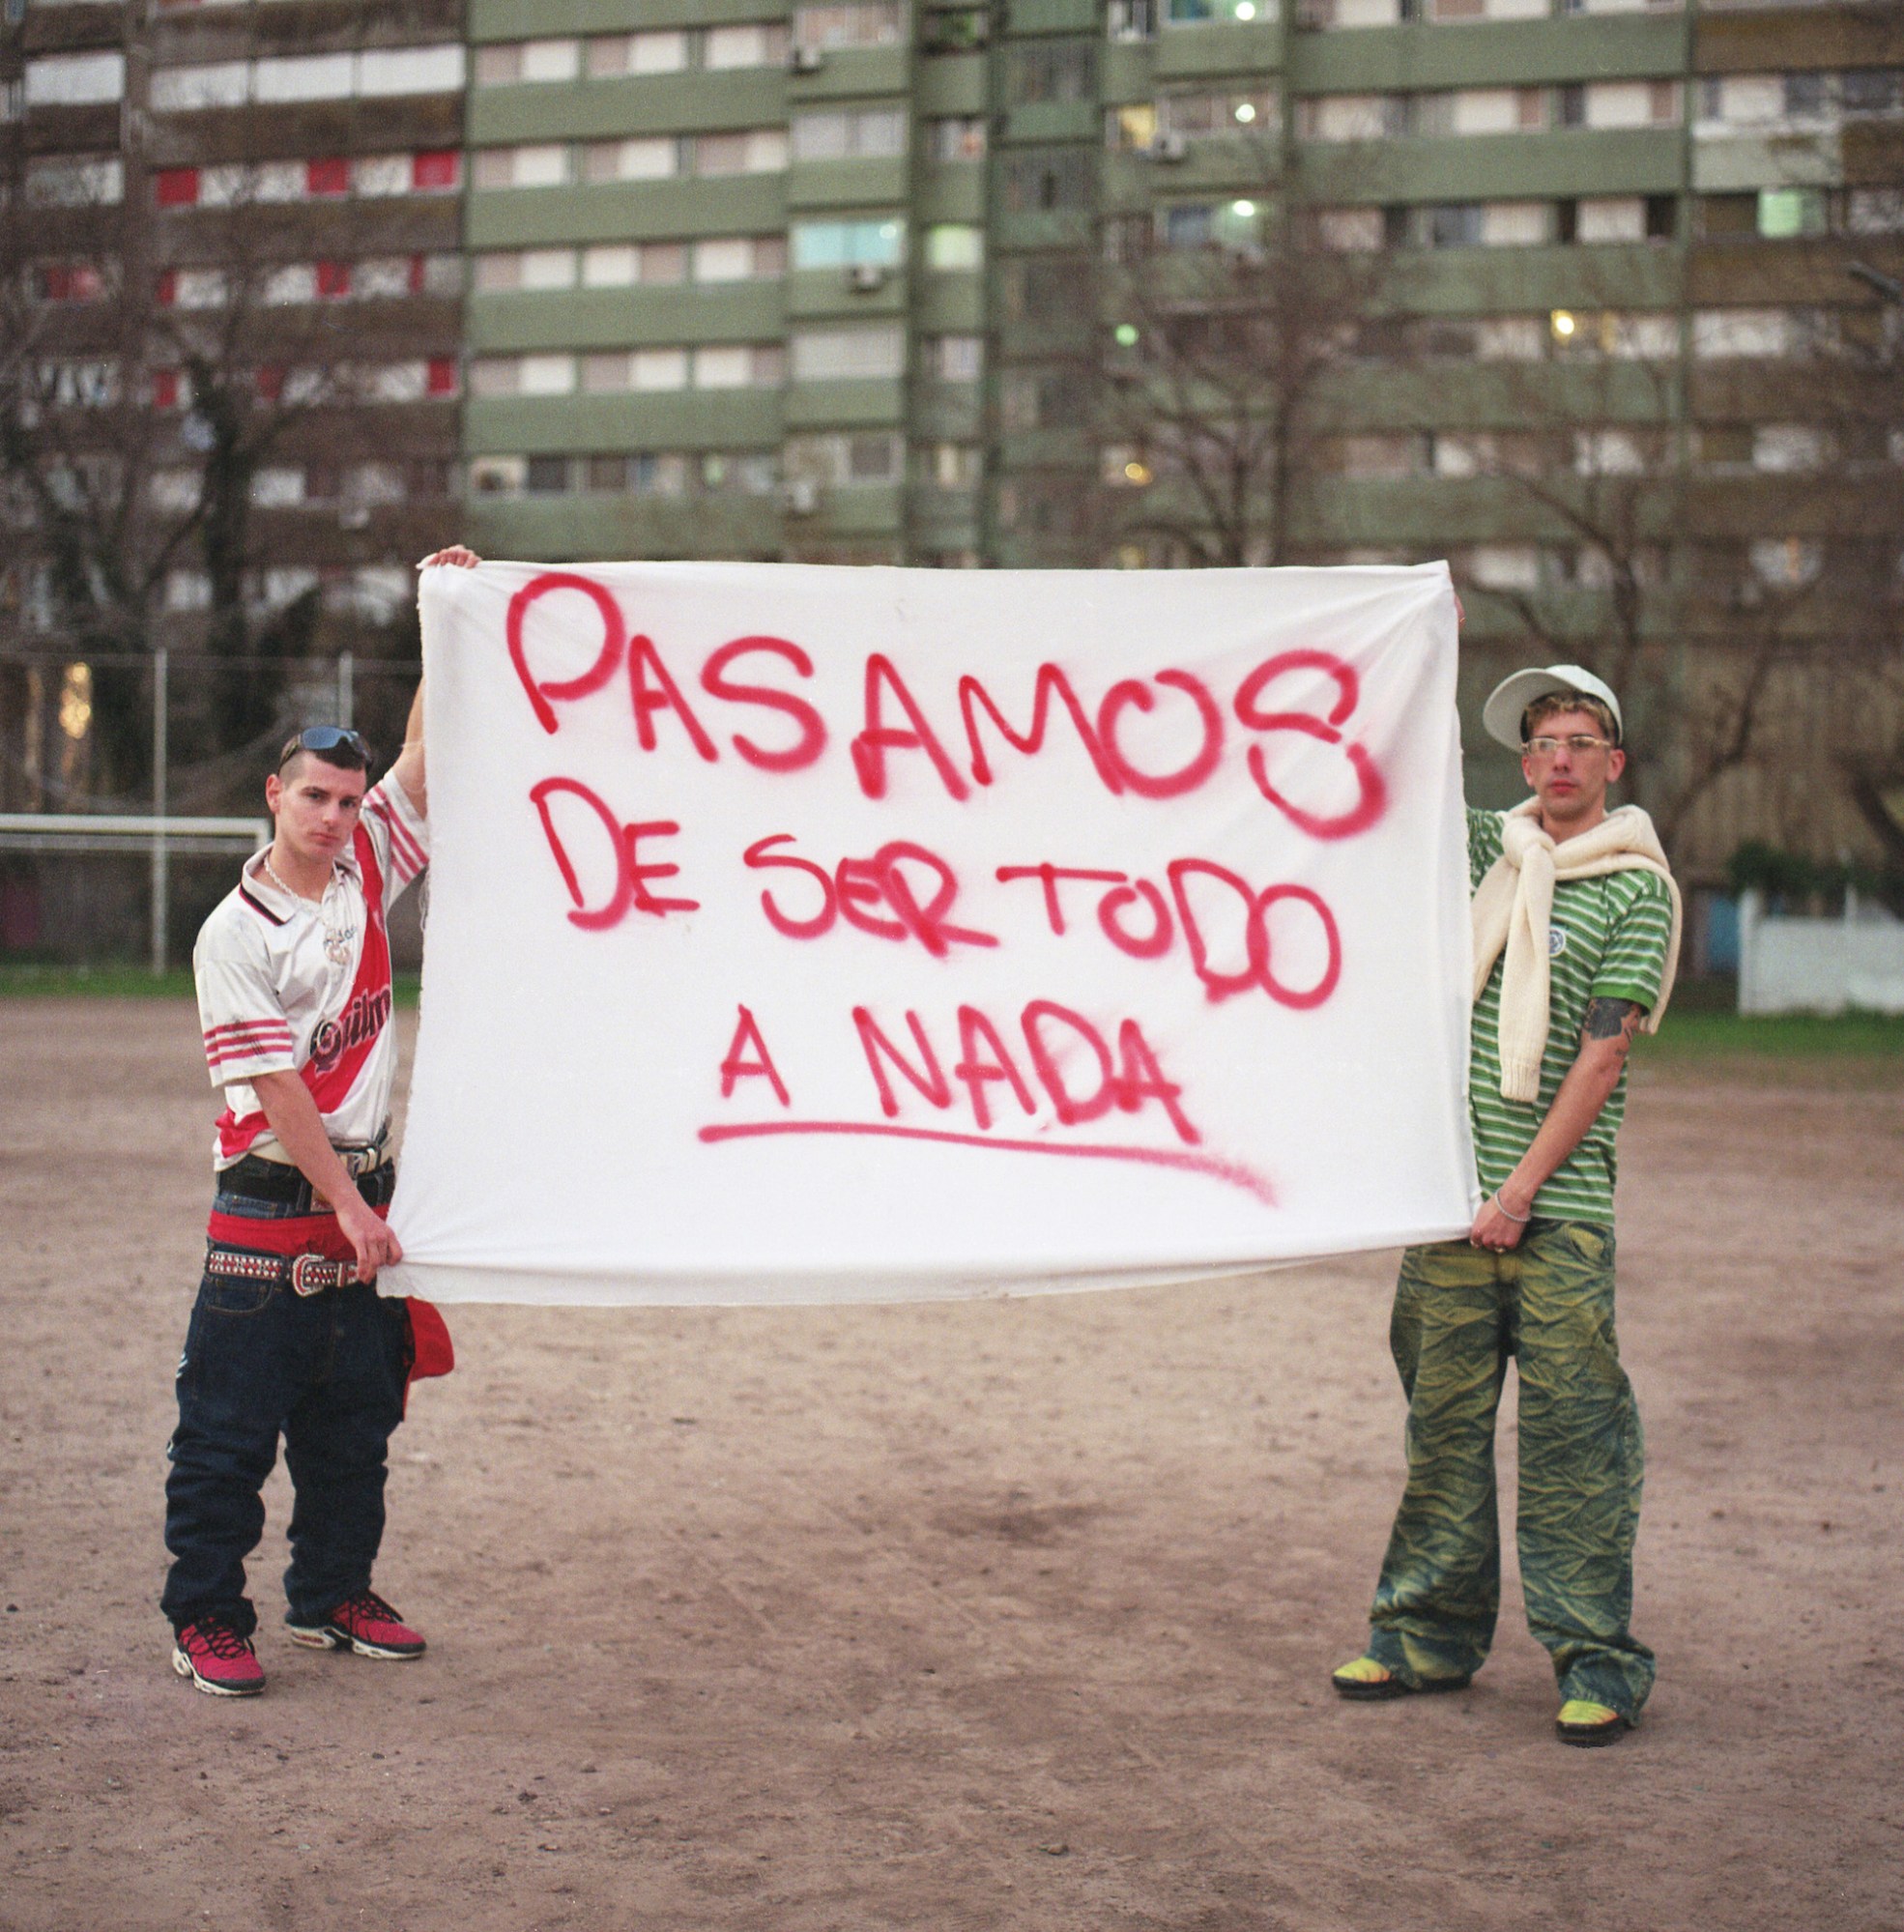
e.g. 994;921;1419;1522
505;570;1385;833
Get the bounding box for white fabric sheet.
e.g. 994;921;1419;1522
383;561;1477;1305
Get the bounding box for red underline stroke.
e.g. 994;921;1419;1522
697;1119;1277;1208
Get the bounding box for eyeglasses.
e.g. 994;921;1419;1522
1525;734;1616;758
278;725;370;770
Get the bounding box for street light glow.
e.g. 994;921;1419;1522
1550;309;1577;339
1234;102;1257;124
1231;199;1256;218
1114;323;1140;347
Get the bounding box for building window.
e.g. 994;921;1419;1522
925;224;984;270
929;117;987;161
1160;89;1275;135
586;31;691;75
791;327;906;381
1000;149;1096;214
23;50;127;106
706;24;793;69
786;433;905;485
693;130;790;175
30;157;125;207
926;335;983;382
793;107;908;160
792;218;905;270
1757;187;1828;238
474;145;572;189
794;4;905;49
475;40;581;86
526;456;572;495
1005;42;1098;106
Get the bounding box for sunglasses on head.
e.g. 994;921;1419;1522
278;725;371;770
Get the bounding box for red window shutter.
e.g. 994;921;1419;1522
425;357;459;396
316;260;351;298
152;370;180;410
73;266;101;301
307;158;350;198
412;151;459;191
156;168;199;209
256;364;285;402
155;270;178;306
41;265;72;302
408;253;426;294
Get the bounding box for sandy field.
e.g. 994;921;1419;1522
1;998;1899;1932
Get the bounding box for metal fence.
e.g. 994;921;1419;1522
0;649;422;969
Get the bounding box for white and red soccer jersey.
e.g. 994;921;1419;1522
194;772;428;1169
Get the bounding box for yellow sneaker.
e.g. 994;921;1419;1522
1331;1655;1471;1701
1556;1698;1632;1746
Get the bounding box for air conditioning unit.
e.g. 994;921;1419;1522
788;44;825;73
782;478;821;516
847;262;887;294
1148;130;1189;162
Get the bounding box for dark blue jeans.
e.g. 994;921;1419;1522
161;1160;407;1637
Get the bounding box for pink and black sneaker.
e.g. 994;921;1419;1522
172;1615;267;1697
288;1589;426;1659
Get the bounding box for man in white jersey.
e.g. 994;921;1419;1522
1330;665;1680;1747
162;548;476;1697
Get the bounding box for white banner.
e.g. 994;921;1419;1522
383;561;1476;1306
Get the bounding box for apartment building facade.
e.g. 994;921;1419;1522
4;0;1900;876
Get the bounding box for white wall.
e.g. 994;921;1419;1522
1739;890;1904;1015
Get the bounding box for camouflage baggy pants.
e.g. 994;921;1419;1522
1364;1220;1655;1719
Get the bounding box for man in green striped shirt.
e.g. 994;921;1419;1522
1333;665;1677;1747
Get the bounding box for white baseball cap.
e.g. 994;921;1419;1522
1482;663;1624;752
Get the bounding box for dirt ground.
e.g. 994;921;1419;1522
1;999;1899;1932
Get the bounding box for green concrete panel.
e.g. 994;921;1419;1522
913;168;986;223
787;47;911;103
470;0;791;39
1008;0;1101;34
813;484;904;536
998;429;1094;467
1693;9;1904;76
468;282;787;353
993;210;1096;250
999;101;1101;145
785;158;910;210
914;55;988;117
1393;242;1685;316
1303;130;1687;202
1153;20;1285;84
1288;17;1688;93
1103;43;1159;106
1140;137;1288;196
783;377;907;427
915;273;985;332
1690;133;1843;194
469;72;785;144
466;390;785;454
786;267;909;318
467;493;784;564
996;319;1096;360
910;382;985;441
468;176;788;246
910;492;982;549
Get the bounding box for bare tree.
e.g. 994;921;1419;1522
1093;144;1394;568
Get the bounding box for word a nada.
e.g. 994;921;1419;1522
506;570;1386;833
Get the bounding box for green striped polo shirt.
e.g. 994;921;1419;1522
1466;808;1673;1226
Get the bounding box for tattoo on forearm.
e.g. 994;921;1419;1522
1584;997;1644;1043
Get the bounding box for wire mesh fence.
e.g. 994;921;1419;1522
0;649;423;969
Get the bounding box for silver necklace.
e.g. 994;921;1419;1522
263;852;358;966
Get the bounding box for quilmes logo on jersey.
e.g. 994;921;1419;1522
310;986;391;1073
1548;926;1569;958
